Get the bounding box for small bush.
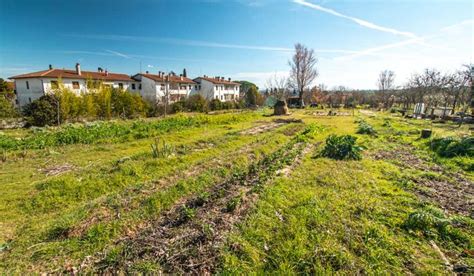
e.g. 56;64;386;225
0;92;18;118
171;100;185;113
23;94;60;127
209;99;223;111
186;95;208;113
430;137;474;158
356;120;377;135
320;135;362;160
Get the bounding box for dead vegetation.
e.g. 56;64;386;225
40;163;76;176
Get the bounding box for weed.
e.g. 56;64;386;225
226;195;243;212
403;206;470;245
430;136;473;158
151;137;175;158
356;120;377;135
382;119;391;127
320;135;362;160
180;205;197;221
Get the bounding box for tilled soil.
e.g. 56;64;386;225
65;132;281;239
371;146;474;217
92;140;308;274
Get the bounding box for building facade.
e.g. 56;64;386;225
193;76;240;102
9;64;138;107
10;64;241;107
132;72;198;103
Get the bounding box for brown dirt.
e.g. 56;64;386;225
65;134;270;239
91;142;308;274
370;146;474;217
240;119;302;135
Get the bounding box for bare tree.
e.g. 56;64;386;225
288;43;318;106
377;70;395;108
266;73;289;100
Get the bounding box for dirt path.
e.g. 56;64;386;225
240;118;303;135
92;135;310;274
371;146;474;217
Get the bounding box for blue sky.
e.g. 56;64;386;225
0;0;472;89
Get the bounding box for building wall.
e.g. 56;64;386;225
15;78;139;107
15;78;45;107
196;79;240;102
198;79;216;100
139;76;158;102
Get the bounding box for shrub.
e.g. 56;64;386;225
186;95;208;112
356;120;377;135
430;137;474;158
320;134;362;160
23;95;61;127
0;91;18;118
209;99;223;111
171;100;185;113
110;89;148;119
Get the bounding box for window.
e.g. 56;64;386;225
29;97;31;103
118;83;123;89
72;81;80;89
195;85;198;90
198;85;201;90
221;95;224;100
51;81;59;89
180;85;186;90
26;81;29;89
139;84;142;89
132;83;136;90
161;84;165;90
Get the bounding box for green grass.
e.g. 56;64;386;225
1;108;472;273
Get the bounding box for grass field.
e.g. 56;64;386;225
0;109;472;274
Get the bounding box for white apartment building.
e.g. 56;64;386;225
10;64;242;107
193;76;240;102
9;63;139;107
132;72;199;103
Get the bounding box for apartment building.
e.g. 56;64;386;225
132;72;198;103
9;63;139;107
193;76;240;101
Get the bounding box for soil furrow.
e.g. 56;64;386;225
91;131;312;274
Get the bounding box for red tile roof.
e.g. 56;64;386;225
9;69;133;82
139;73;196;84
195;77;240;85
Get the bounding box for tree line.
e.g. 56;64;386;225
266;43;473;115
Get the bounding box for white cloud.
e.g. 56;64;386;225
334;19;473;61
65;34;293;52
105;49;131;59
293;0;417;38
